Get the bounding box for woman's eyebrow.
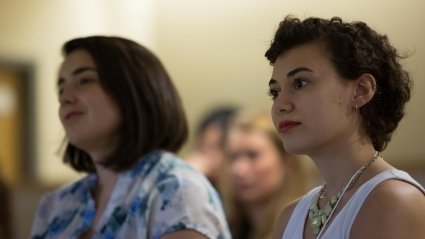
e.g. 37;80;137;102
57;66;97;86
287;67;313;77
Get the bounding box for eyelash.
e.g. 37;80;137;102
79;78;95;84
57;77;95;95
267;78;308;100
267;89;279;100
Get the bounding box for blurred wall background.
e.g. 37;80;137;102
0;0;424;238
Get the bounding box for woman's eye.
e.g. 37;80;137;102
246;151;259;160
294;78;307;89
79;78;95;84
267;89;279;100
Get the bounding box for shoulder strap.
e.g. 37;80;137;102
323;169;425;238
282;186;322;239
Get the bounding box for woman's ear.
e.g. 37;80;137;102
352;73;377;109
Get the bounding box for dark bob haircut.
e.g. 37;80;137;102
265;16;412;151
61;36;188;172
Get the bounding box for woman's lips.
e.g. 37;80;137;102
278;120;301;132
64;111;84;121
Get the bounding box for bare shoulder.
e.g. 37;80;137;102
272;198;301;239
352;179;425;239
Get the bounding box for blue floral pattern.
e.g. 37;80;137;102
30;151;231;239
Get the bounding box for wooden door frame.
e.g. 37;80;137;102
0;59;36;184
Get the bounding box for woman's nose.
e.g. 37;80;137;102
231;158;250;177
272;92;294;114
59;86;77;105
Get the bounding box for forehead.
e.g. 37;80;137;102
228;128;271;146
59;49;96;76
273;42;334;75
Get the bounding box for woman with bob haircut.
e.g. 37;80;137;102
265;16;425;238
30;36;230;239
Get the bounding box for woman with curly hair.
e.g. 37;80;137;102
265;16;425;238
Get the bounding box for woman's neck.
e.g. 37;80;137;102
87;149;119;195
310;143;377;196
93;163;118;200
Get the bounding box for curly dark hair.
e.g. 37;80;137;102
61;36;188;172
265;16;412;151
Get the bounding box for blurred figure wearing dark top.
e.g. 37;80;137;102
187;106;239;190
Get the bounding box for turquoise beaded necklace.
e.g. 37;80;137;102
308;151;380;238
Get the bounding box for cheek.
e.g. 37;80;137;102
95;97;121;126
257;157;285;186
300;96;333;124
271;108;280;130
58;107;65;124
255;157;278;179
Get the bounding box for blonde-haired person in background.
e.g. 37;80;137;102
221;110;307;239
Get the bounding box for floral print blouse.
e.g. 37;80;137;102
30;150;231;239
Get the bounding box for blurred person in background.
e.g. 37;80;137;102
186;106;238;191
221;110;307;239
30;36;230;239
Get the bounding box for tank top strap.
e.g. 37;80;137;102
282;186;322;239
323;169;425;238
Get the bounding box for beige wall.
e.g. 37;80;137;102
0;0;424;185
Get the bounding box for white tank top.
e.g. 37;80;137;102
282;169;425;239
